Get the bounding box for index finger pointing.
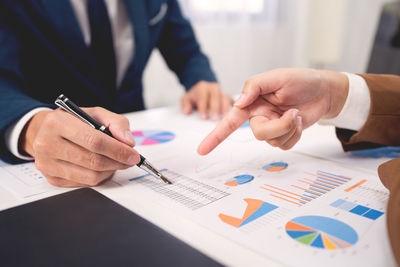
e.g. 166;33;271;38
234;70;285;109
197;106;249;155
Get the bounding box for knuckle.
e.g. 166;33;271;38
84;133;102;151
225;119;238;134
268;139;280;147
88;153;104;170
32;139;47;154
43;112;58;127
274;96;286;106
93;106;105;113
278;93;291;106
85;171;102;186
283;119;294;132
181;94;189;102
280;144;292;150
34;159;45;172
46;176;60;187
244;78;256;90
116;115;129;125
116;147;130;163
197;80;207;87
252;129;265;141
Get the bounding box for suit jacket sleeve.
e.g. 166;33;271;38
0;16;53;163
336;73;400;265
156;0;217;90
336;74;400;151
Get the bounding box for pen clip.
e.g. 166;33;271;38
55;98;96;129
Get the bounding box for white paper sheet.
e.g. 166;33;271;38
113;145;395;266
293;124;399;172
111;109;396;267
0;161;57;198
0;107;396;266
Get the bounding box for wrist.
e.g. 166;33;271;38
20;110;52;157
321;70;349;119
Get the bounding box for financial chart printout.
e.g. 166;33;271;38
1;108;395;266
114;142;394;267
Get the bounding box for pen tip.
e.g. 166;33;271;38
161;175;173;184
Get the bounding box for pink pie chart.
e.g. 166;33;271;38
131;130;176;146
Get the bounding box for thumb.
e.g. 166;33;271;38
84;107;136;147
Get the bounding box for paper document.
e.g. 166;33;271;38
0;161;56;198
114;149;393;267
112;109;395;267
293;124;400;171
0;107;395;266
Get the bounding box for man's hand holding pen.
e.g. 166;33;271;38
20;107;140;187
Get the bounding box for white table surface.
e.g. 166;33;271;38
0;106;388;267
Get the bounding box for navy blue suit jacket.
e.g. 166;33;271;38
0;0;216;162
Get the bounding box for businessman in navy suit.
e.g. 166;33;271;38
0;0;232;187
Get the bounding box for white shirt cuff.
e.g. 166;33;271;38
319;73;371;131
4;108;52;160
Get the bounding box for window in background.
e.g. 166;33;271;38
178;0;281;27
144;0;298;108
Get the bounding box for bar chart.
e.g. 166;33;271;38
330;199;384;220
261;170;352;206
344;180;389;203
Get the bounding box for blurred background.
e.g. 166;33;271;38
143;0;392;108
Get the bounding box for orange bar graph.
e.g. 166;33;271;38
305;171;348;183
344;179;367;192
317;173;349;183
270;194;302;206
263;184;313;201
261;187;304;202
292;185;322;196
298;179;330;191
261;170;353;207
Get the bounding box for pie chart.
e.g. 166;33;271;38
285;215;358;249
263;162;288;172
240;120;250;128
132;130;175;146
224;174;254;186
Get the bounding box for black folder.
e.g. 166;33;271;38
0;188;223;267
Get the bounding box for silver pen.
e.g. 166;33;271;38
55;94;172;184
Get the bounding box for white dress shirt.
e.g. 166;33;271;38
319;72;371;130
70;0;134;87
5;0;134;159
